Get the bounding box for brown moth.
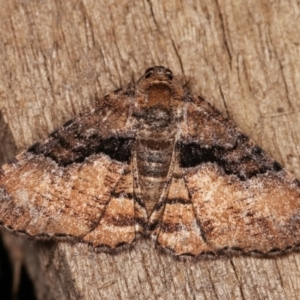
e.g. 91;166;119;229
1;66;300;257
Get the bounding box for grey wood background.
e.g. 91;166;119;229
0;0;300;299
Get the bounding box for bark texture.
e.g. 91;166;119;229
1;0;300;299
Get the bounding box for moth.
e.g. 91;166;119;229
1;66;300;257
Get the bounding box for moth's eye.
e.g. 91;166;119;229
165;69;173;80
144;68;154;78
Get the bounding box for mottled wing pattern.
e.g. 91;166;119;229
83;160;142;248
28;90;136;166
174;95;300;255
0;89;139;247
154;157;211;256
1;65;300;258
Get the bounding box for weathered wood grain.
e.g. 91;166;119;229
1;0;300;299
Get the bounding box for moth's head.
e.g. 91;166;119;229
143;66;174;81
135;66;184;109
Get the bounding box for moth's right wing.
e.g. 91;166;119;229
0;89;139;247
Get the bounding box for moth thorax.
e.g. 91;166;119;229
145;106;172;130
145;83;172;108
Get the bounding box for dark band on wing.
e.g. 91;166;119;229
166;198;191;205
111;191;133;199
159;222;183;233
178;135;283;180
28;135;134;166
104;214;136;227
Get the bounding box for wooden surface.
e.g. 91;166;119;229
1;0;300;299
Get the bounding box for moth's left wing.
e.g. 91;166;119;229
177;95;300;255
0;90;139;246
